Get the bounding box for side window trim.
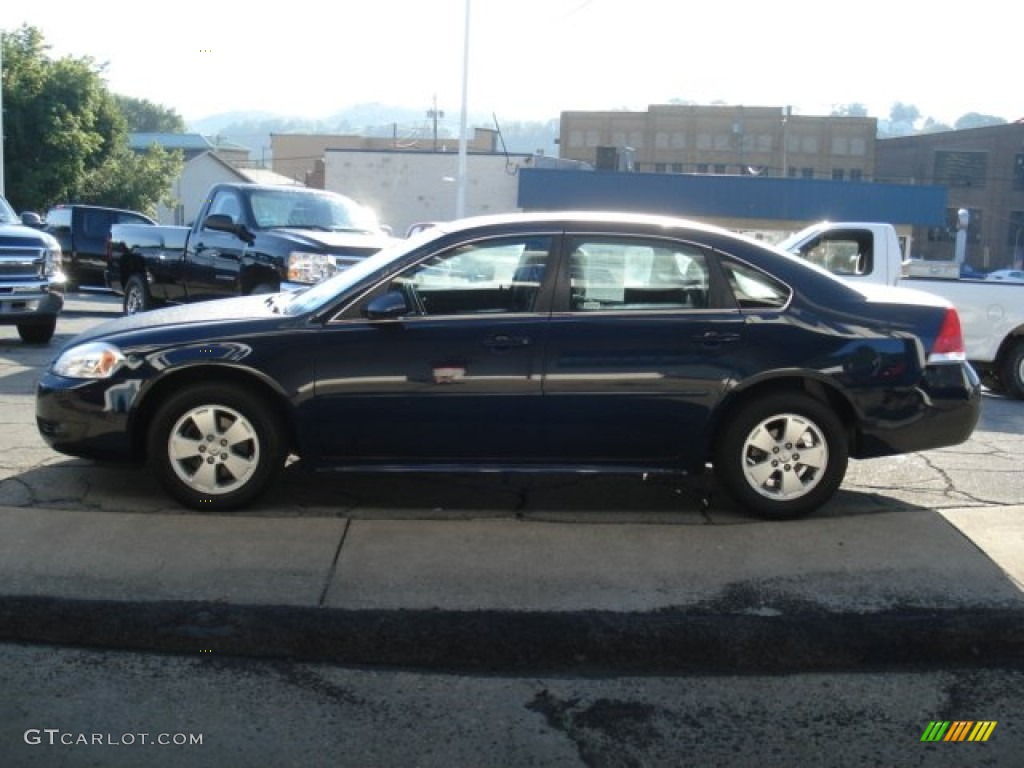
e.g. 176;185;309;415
556;233;715;314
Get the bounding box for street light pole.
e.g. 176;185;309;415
0;35;6;198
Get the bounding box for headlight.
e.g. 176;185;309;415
53;342;126;379
42;246;63;279
287;251;337;284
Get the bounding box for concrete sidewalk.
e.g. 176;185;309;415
1;505;1022;672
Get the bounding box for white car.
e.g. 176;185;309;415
986;269;1024;283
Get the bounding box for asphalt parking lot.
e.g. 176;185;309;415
1;291;1022;671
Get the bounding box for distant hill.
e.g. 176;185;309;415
187;103;560;162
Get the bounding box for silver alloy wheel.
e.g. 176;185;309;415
740;412;829;500
166;403;260;495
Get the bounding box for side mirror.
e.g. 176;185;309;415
365;291;409;320
203;213;255;245
20;211;44;228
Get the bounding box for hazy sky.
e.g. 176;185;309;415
3;0;1019;127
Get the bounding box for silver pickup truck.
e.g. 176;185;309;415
0;195;65;344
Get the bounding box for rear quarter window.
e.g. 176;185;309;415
719;259;791;310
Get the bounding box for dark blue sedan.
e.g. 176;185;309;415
36;212;981;519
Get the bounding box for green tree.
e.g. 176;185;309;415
78;143;182;216
831;103;869;117
954;112;1007;130
115;94;186;133
1;25;181;214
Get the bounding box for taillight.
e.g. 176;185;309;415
928;307;965;363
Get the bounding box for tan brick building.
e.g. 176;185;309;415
558;104;877;181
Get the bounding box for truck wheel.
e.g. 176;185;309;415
148;384;286;511
124;274;152;314
714;393;848;520
1001;340;1024;400
17;319;57;344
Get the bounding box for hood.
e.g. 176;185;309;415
274;228;395;251
63;294;281;349
0;224;60;248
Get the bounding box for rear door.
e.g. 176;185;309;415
540;232;748;467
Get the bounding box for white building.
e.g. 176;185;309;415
323;149;539;235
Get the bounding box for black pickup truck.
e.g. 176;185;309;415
106;183;394;313
44;204;155;289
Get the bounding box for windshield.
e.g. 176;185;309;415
248;188;382;233
283;225;449;316
0;196;17;223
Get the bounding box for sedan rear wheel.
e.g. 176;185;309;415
715;393;847;520
148;384;286;510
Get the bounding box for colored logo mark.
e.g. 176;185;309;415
921;721;997;742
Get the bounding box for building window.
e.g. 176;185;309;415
850;168;863;182
801;136;819;153
850;138;866;156
933;151;988;188
1006;210;1024;247
801;167;814;178
831;137;848;155
756;134;772;152
655;132;670;150
671;133;686;149
832;169;845;181
697;133;712;150
714;164;727;174
787;167;797;178
1014;155;1024;190
569;130;584;148
654;163;667;173
696;163;709;173
612;131;627;146
713;134;730;151
671;163;684;173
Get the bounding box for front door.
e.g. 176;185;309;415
185;188;247;301
312;234;555;462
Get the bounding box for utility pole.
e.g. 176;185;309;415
456;0;470;219
427;95;444;151
0;34;6;197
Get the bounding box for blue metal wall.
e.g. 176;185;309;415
517;169;947;226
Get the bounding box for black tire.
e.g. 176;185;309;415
714;392;848;520
147;384;286;511
1000;340;1024;400
123;273;153;315
17;319;56;344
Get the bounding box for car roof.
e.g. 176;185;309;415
433;210;737;239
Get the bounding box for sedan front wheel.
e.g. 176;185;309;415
714;393;848;520
148;384;286;510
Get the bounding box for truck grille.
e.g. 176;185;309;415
0;245;45;280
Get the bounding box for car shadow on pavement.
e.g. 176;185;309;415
2;458;923;523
